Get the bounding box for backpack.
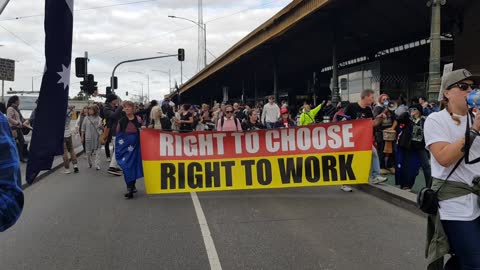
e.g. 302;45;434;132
220;116;240;131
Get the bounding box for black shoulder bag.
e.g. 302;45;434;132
417;157;463;215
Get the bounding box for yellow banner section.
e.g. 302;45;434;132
143;151;371;194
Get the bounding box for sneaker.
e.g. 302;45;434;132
388;167;396;174
380;169;390;175
113;167;123;174
96;165;101;171
107;167;121;176
371;175;388;184
74;167;79;173
340;185;353;192
63;169;71;174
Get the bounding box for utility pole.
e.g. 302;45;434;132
427;0;446;101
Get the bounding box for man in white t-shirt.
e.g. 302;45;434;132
261;96;280;129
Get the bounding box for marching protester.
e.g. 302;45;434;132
424;69;480;269
103;94;123;176
175;104;194;132
200;103;214;131
81;105;103;170
233;103;245;121
261;96;280;129
149;105;171;130
6;96;30;163
332;101;350;122
62;105;79;174
217;104;242;132
242;109;265;130
115;101;144;199
394;104;431;190
418;96;433;117
342;89;388;192
373;94;396;175
275;108;296;128
0;110;24;231
75;106;89;153
299;100;325;126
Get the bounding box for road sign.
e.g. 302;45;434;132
0;58;15;81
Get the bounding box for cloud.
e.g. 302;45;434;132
0;0;291;101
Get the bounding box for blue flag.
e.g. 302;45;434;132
115;132;143;183
26;0;74;184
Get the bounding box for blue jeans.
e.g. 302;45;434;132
265;122;276;129
370;146;381;178
442;216;480;270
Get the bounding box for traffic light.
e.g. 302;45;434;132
80;80;86;92
178;48;185;62
110;76;118;89
75;57;87;78
106;86;112;95
80;74;98;95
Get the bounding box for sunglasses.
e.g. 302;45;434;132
409;108;418;111
448;83;478;91
225;111;233;113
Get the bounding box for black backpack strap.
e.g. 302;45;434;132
436;156;464;191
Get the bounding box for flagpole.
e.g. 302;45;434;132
0;0;10;15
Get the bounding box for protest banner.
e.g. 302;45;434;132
140;120;373;194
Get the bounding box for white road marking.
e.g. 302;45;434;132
190;192;222;270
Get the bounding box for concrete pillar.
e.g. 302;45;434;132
331;36;340;105
427;0;445;101
273;53;279;103
254;72;258;103
453;1;480;74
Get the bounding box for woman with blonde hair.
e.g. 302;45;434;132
81;105;103;170
424;69;480;269
75;106;89;152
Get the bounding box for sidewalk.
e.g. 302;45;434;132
20;131;83;189
356;170;429;217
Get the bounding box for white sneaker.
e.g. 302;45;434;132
340;185;353;192
371;175;388;184
63;169;71;174
96;165;101;171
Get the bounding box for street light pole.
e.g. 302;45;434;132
129;70;150;101
152;69;172;92
168;15;207;68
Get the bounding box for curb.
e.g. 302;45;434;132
21;146;85;190
355;183;427;217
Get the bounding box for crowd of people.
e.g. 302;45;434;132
1;69;480;269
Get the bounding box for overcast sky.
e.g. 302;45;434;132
0;0;291;101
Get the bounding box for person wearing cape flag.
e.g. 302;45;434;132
115;101;145;199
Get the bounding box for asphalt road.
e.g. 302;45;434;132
0;156;427;270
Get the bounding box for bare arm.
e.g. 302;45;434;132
429;138;465;167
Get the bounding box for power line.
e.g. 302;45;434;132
0;24;42;54
0;0;161;22
91;0;285;57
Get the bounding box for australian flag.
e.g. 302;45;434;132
26;0;74;184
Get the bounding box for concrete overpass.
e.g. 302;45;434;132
169;0;477;107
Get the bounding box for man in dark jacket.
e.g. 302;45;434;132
103;94;123;176
0;111;24;231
